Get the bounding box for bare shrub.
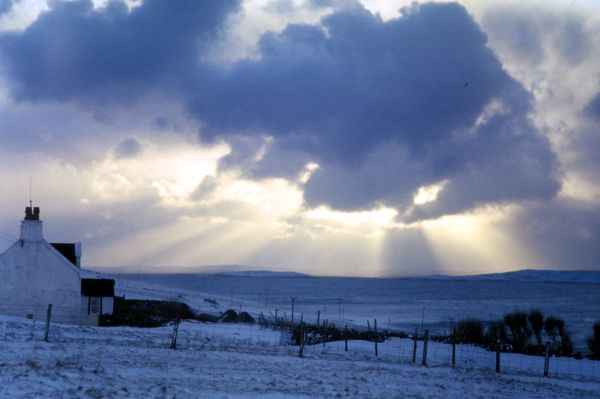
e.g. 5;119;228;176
456;318;484;345
503;311;531;352
484;320;507;348
545;316;573;355
528;310;544;348
588;322;600;360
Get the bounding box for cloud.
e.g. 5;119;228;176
585;92;600;120
0;0;562;222
189;2;560;217
482;4;593;68
0;0;240;102
477;2;600;202
112;137;143;159
468;1;600;270
0;0;13;15
193;3;509;157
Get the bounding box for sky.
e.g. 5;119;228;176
0;0;599;277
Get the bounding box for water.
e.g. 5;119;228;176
121;274;600;351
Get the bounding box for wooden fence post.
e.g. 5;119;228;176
170;318;180;349
322;320;327;349
422;329;429;367
299;323;305;358
317;310;320;327
452;327;456;368
344;325;349;352
44;304;52;342
495;340;501;373
291;296;295;326
412;327;418;364
544;341;550;377
374;319;378;357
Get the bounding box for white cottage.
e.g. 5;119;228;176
0;206;114;325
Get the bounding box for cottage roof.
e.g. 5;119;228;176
50;243;79;266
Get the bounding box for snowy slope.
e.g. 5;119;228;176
113;277;268;318
2;274;600;399
1;315;600;399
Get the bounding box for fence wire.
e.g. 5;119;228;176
1;312;599;384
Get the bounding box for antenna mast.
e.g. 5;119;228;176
29;177;32;208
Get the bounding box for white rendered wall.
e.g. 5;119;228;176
0;240;81;324
20;220;43;242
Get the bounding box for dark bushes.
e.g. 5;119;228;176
484;320;507;348
100;297;195;327
545;316;573;355
588;322;600;360
503;311;531;353
100;298;255;327
528;310;544;348
455;311;577;357
456;318;484;345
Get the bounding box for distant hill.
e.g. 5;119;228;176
91;264;310;277
420;269;600;284
214;270;309;278
92;265;599;283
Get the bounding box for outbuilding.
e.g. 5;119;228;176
0;206;114;325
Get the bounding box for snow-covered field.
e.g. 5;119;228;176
2;313;600;398
1;276;600;398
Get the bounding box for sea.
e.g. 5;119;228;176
118;273;600;352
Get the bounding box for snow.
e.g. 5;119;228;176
1;312;600;398
1;276;599;398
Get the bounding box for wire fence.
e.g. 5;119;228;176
1;309;599;384
296;327;600;382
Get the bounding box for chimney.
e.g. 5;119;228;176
20;206;44;242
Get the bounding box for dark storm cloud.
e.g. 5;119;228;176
189;2;560;215
193;3;512;161
0;1;561;220
0;0;240;102
403;109;561;221
573;94;600;184
586;92;600;120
